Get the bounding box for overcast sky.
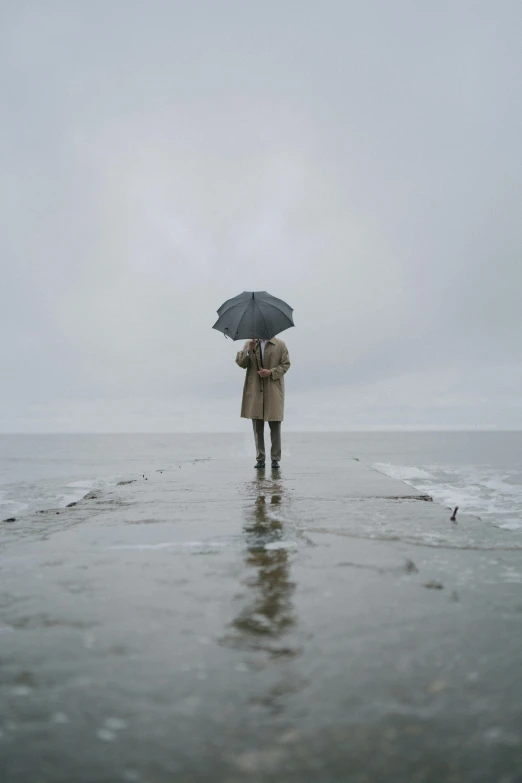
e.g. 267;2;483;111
1;0;521;432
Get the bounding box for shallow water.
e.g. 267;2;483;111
1;454;521;782
1;432;522;531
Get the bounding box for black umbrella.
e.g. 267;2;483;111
212;291;294;340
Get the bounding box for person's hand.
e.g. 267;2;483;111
258;369;271;378
247;340;256;353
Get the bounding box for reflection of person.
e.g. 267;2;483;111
235;337;291;469
226;483;298;658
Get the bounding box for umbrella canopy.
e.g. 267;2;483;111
212;291;294;340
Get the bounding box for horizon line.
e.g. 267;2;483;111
1;428;522;436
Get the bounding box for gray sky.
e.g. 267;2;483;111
1;0;521;432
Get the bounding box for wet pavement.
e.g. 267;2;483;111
1;458;522;782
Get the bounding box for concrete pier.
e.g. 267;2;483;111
1;458;521;782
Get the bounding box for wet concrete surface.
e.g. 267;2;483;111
1;458;522;782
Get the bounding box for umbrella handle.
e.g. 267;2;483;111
255;339;265;372
253;339;260;369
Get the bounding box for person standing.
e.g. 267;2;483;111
235;337;291;469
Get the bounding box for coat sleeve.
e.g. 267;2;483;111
270;343;290;381
235;341;250;369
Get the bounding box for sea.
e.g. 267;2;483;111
1;432;522;533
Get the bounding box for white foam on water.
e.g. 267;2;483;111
108;540;228;551
264;540;298;550
374;465;432;481
374;462;522;531
66;480;96;489
0;495;30;515
0;477;107;518
500;567;522;583
498;519;522;532
0;488;24;512
3;434;522;534
59;493;87;507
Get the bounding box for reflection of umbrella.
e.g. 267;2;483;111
212;291;294;340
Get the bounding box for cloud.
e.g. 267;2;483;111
1;1;521;431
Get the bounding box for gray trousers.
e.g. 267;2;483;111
252;419;282;462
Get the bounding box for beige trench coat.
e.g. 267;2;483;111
235;338;291;421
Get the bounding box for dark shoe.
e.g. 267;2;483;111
254;460;266;469
271;460;280;469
